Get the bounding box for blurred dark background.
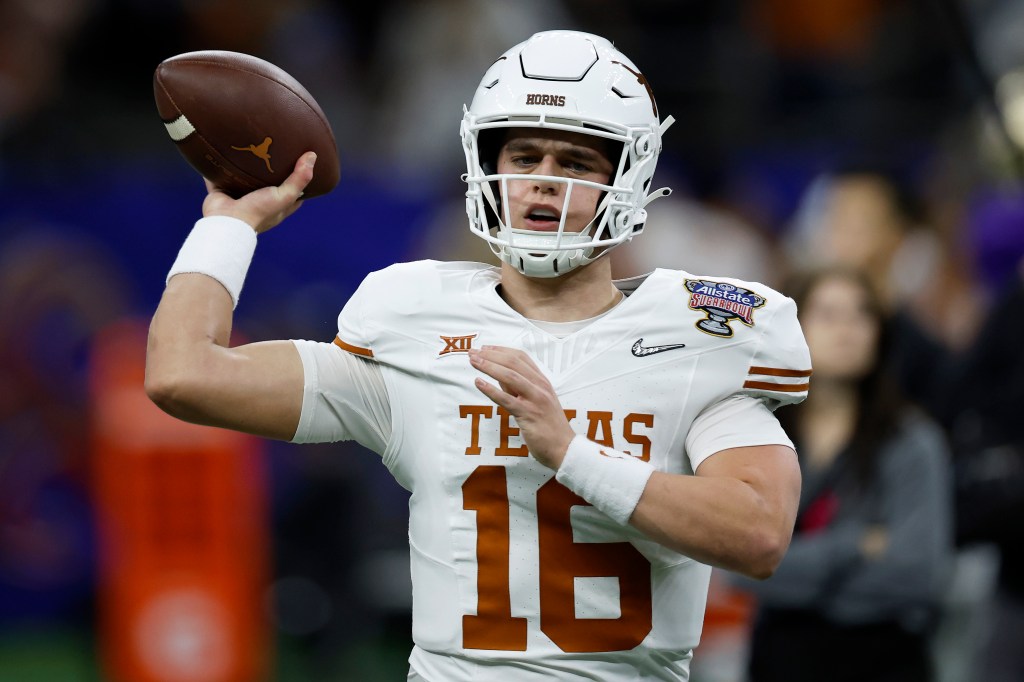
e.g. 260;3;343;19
2;1;1023;680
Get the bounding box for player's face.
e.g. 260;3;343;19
800;274;880;382
496;129;614;233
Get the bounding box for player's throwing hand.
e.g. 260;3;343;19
202;151;317;234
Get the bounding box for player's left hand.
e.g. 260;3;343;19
469;346;576;469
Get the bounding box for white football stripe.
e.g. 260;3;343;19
163;114;195;142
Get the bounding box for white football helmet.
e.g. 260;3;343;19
461;30;674;278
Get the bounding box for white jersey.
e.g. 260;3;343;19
292;260;811;681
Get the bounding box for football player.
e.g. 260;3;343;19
147;30;811;681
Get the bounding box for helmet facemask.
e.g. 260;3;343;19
461;31;673;278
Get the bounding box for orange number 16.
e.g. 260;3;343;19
462;465;653;653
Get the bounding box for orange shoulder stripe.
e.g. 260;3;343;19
333;336;374;358
743;380;809;393
748;366;813;378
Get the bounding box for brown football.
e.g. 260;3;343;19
153;50;340;199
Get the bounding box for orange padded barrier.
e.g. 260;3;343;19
90;319;271;682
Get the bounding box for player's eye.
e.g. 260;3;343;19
511;155;539;168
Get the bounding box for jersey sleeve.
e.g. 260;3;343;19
685;394;795;471
288;269;397;452
289;339;392;453
740;294;812;410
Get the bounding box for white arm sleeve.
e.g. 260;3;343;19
289;339;392;454
685;394;794;472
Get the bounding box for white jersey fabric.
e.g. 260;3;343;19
291;261;811;681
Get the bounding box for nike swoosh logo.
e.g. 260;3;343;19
631;338;687;357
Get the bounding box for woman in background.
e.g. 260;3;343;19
736;265;955;682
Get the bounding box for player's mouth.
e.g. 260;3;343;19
522;205;563;232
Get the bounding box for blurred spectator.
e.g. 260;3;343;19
732;265;955;682
784;168;932;308
783;165;987;415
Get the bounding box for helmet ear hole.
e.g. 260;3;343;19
478;129;504;176
476;128;505;229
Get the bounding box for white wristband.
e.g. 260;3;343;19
166;216;258;309
555;435;656;525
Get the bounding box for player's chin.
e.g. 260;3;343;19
512;218;587;234
522;220;561;232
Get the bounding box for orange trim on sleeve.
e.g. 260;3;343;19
748;366;813;377
743;380;809;393
333;336;374;358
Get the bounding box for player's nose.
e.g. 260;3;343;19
533;155;562;193
535;154;561;176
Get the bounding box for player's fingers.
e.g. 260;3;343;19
201;186;236;218
278;151;316;202
474;377;515;410
469;351;532;398
274;197;305;224
476;346;549;387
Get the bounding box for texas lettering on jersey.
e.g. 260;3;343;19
459;404;654;461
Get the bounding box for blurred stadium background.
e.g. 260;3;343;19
1;0;1023;680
